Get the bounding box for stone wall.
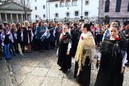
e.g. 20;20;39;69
99;0;129;24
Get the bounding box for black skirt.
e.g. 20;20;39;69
57;43;71;71
74;57;91;86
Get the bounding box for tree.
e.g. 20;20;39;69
17;0;32;20
0;0;12;4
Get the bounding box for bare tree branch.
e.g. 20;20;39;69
17;0;32;20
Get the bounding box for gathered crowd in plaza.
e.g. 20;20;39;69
0;20;129;86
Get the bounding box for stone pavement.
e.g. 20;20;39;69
0;58;12;86
1;49;129;86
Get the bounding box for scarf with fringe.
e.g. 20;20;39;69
75;31;95;75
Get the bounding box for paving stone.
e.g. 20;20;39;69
0;66;9;73
3;50;129;86
14;75;26;85
14;66;34;75
46;68;64;78
123;67;129;86
0;72;10;79
37;62;47;68
0;76;12;86
31;67;49;77
20;76;44;86
62;78;79;86
40;77;62;86
25;60;40;67
11;65;22;73
0;79;4;86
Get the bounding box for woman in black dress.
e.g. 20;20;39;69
57;25;72;73
95;25;127;86
74;23;96;86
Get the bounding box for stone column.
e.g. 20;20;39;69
29;14;32;22
0;13;2;23
5;13;8;22
28;14;31;22
21;14;23;22
10;13;13;23
16;14;19;23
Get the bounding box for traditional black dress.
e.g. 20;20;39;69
74;57;91;86
57;32;71;72
23;27;33;45
74;32;95;86
95;39;127;86
11;28;18;53
48;26;55;49
70;28;81;57
55;27;61;46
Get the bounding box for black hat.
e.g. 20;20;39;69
123;21;129;26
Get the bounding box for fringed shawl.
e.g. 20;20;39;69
75;31;96;75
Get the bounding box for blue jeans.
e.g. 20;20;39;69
4;44;11;60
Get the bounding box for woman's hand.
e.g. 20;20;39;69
66;51;70;55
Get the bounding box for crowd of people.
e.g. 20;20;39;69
56;20;129;86
0;21;63;59
0;20;129;86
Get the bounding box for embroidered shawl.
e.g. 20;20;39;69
75;31;96;75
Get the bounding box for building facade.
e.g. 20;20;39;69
99;0;129;24
31;0;99;22
0;1;32;23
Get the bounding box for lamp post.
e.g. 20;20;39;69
46;0;48;21
46;0;50;21
49;2;50;21
81;0;83;17
66;0;70;22
80;0;84;22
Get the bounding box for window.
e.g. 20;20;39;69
55;4;58;8
85;0;89;5
43;14;45;18
65;1;70;7
43;5;45;9
60;1;64;7
60;3;64;7
66;12;70;17
85;12;88;16
75;11;79;16
128;2;129;12
55;13;59;17
35;15;38;18
35;6;37;10
116;0;121;12
105;0;110;12
72;0;77;6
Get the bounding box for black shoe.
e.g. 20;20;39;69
62;70;67;73
13;53;16;56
